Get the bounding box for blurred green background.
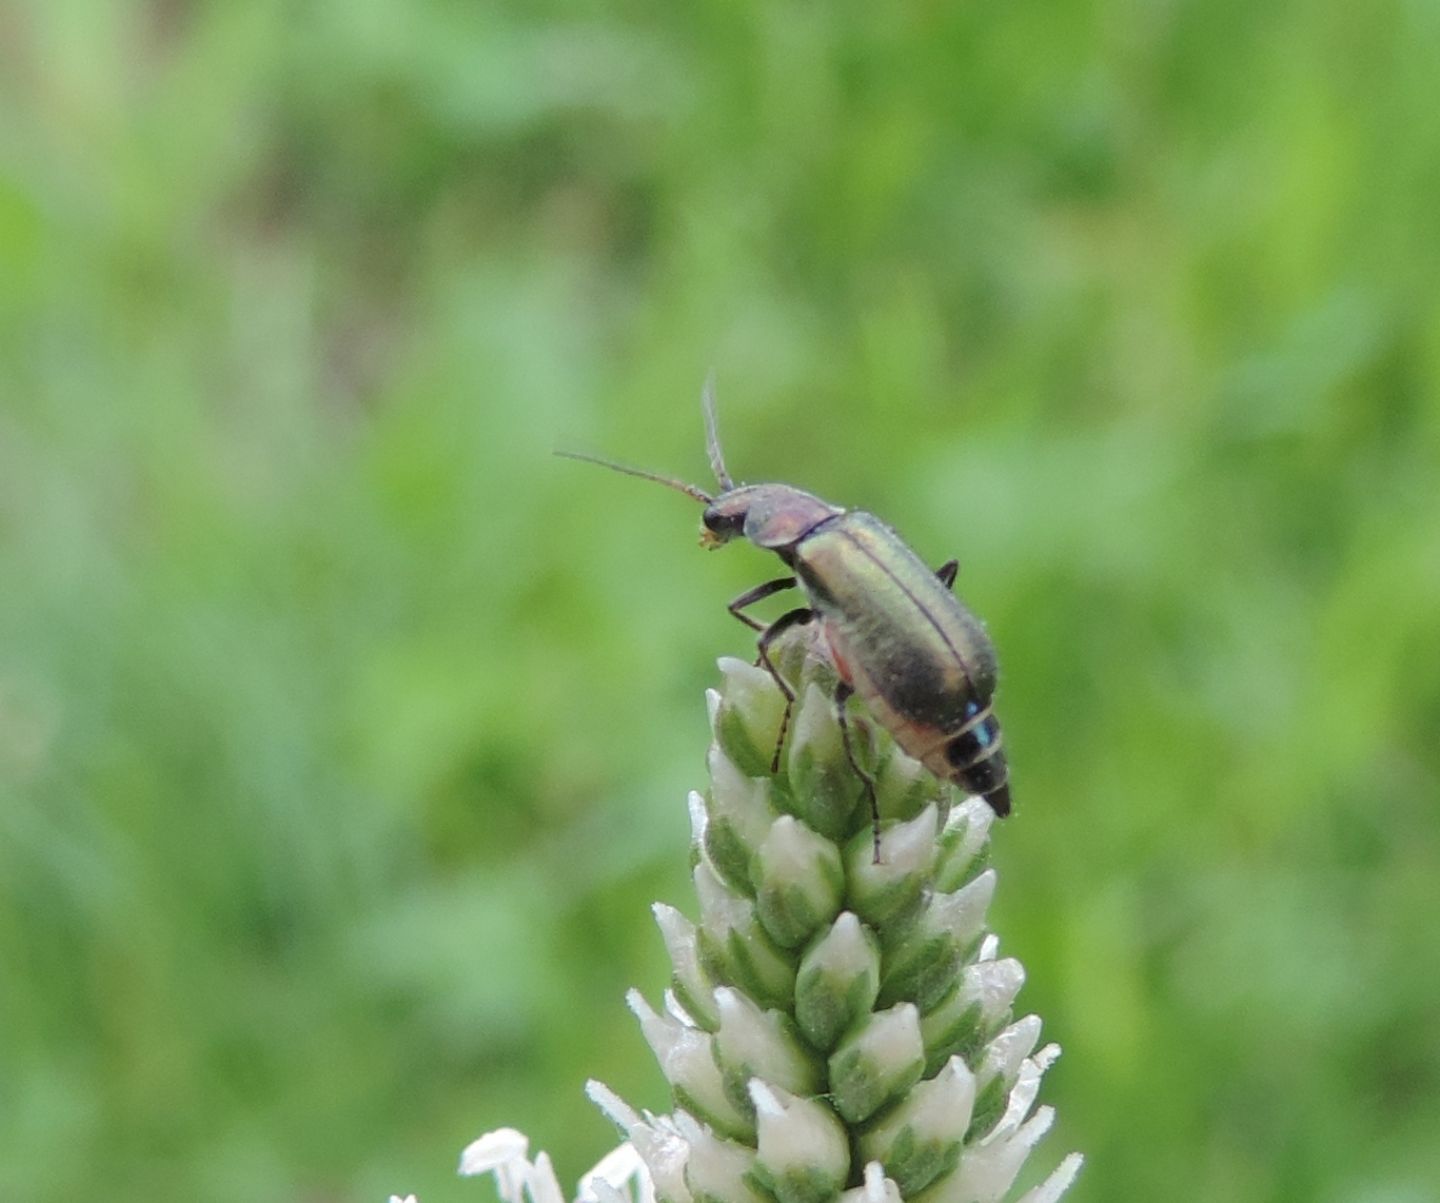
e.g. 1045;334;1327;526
3;1;1439;1200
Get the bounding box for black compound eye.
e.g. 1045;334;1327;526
702;508;743;537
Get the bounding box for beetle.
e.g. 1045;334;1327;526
561;382;1010;859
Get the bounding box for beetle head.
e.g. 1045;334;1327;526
700;493;747;548
702;484;841;552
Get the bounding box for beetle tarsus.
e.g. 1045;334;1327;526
755;606;813;773
834;681;882;863
770;700;793;774
936;559;959;589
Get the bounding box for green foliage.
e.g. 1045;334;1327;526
1;0;1438;1200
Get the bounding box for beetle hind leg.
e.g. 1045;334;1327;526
755;606;815;773
833;681;883;863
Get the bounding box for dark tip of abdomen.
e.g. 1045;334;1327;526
983;780;1012;818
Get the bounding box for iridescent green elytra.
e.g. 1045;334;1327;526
559;383;1010;857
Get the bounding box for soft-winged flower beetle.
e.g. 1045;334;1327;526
561;383;1011;859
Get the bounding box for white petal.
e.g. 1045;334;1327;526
628;990;743;1132
579;1143;649;1203
978;1015;1042;1092
586;1080;643;1133
587;1183;628;1203
664;988;700;1028
970;958;1026;1018
1015;1153;1084;1203
688;790;709;844
459;1128;534;1203
631;1127;690;1203
926;870;996;946
986;1043;1062;1145
586;1082;691;1203
1033;1043;1061;1074
675;1112;767;1203
749;1079;849;1184
878;805;941;877
529;1153;566;1203
947;798;995;855
953;1106;1056;1202
838;1162;902;1203
989;1059;1041;1143
714;986;820;1096
862;1162;901;1203
859;1055;975;1166
459;1128;530;1176
707;745;773;847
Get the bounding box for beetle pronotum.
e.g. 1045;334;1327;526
561;383;1011;860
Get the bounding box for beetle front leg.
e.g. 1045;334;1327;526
832;681;883;863
755;606;814;772
727;575;799;632
936;559;959;590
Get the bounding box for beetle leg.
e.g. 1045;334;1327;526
936;559;959;590
755;606;814;772
727;575;799;632
833;681;883;863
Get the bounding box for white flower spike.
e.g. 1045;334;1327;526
457;627;1079;1203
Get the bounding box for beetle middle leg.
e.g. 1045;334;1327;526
833;681;883;863
754;605;814;772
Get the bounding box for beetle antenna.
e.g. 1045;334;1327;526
701;372;734;492
555;450;714;505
